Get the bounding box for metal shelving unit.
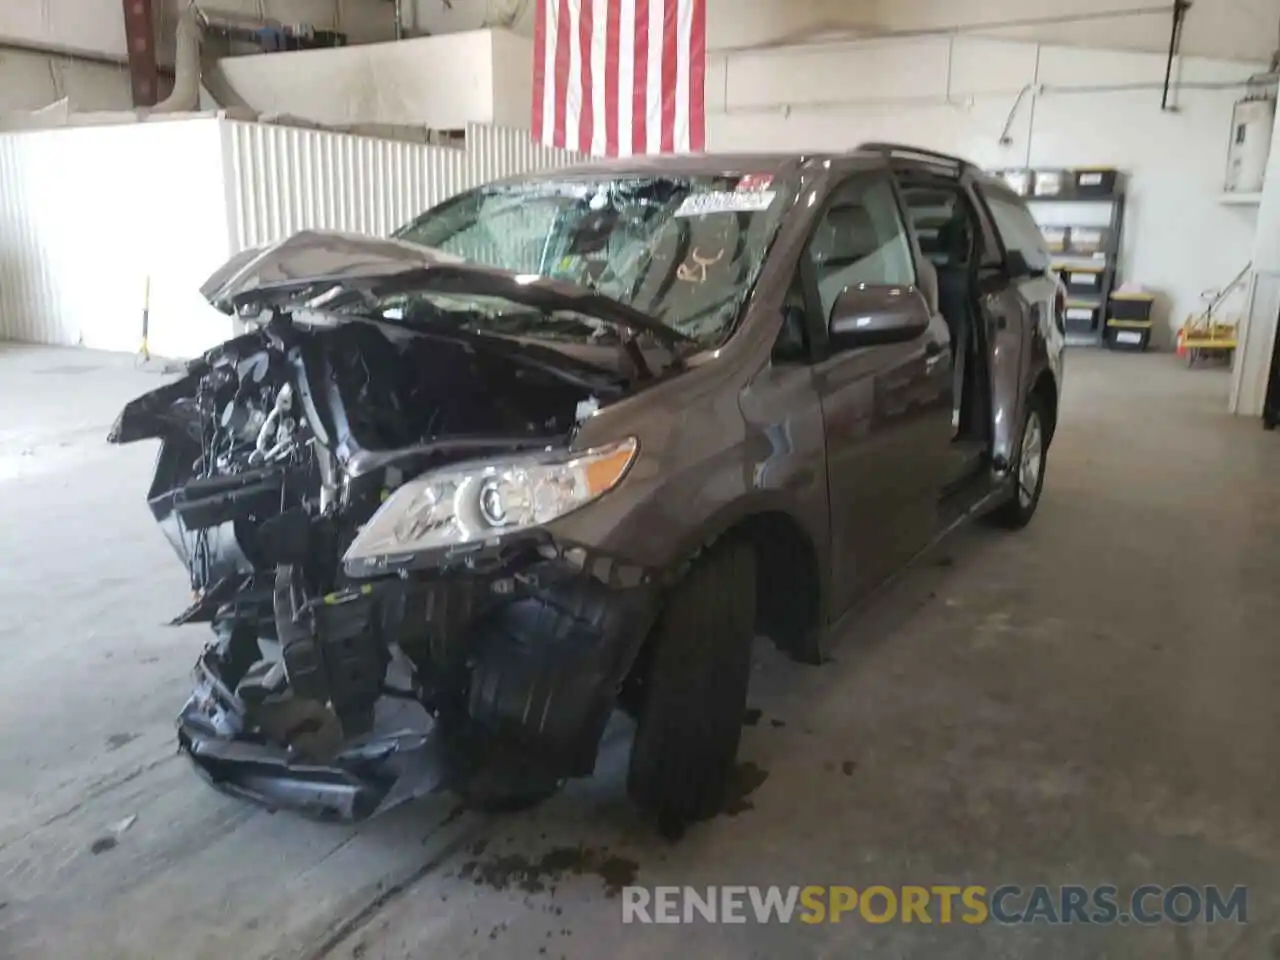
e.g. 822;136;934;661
991;167;1127;347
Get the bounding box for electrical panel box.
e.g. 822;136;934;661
1225;96;1275;195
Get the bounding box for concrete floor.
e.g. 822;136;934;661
1;342;1278;959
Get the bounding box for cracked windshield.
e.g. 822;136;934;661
394;174;788;348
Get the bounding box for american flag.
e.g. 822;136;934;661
533;0;707;157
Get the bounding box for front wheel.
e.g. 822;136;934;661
627;539;757;832
991;394;1049;529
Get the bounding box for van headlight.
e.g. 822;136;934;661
342;438;637;575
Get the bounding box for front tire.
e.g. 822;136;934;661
992;393;1049;529
627;539;756;830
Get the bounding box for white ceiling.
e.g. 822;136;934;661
2;0;1275;66
407;0;1280;64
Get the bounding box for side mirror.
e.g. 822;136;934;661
828;284;930;350
1004;249;1046;278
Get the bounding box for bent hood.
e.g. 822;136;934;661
199;229;692;349
200;230;466;307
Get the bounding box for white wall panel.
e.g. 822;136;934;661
709;97;1036;170
0;118;235;355
948;38;1039;96
1233;271;1280;416
1230;100;1280;417
722;37;952;110
490;28;536;130
0;0;126;60
1036;44;1172;89
223;120;585;252
701;0;873;53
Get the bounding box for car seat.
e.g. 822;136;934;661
812;203;917;313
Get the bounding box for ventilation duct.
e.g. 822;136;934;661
151;3;204;113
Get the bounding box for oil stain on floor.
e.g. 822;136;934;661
456;844;640;898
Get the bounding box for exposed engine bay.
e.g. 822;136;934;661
111;312;659;821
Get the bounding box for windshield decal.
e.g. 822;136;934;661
674;190;777;218
677;247;726;284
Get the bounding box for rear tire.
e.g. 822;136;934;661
992;393;1049;529
627;539;756;830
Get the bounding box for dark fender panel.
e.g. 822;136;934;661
467;558;658;776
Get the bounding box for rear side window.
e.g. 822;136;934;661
980;188;1051;274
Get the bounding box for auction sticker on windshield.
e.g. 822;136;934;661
675;190;777;218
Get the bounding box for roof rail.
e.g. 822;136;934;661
856;142;973;173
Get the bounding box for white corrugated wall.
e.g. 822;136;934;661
0;118;233;351
0;133;63;345
0;118;587;354
223;121;586;251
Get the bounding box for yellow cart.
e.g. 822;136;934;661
1178;264;1248;367
1178;323;1239;367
